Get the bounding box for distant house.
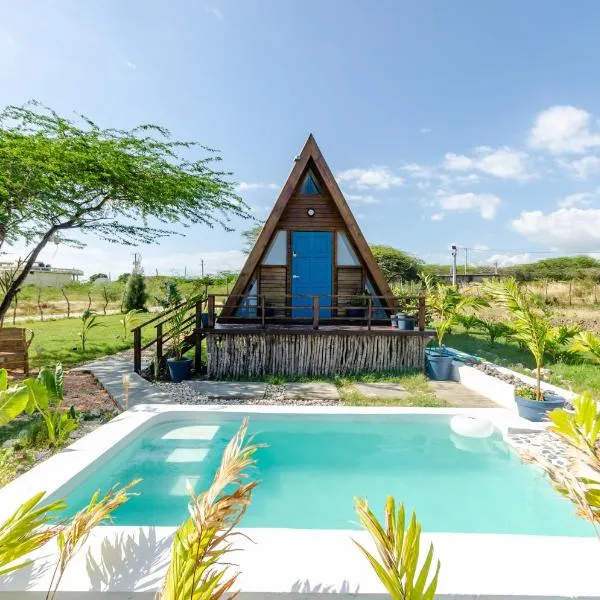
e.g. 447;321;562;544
0;261;83;287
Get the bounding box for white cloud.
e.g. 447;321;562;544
444;146;531;180
420;127;432;134
437;192;502;220
236;182;278;192
336;167;403;190
557;155;600;179
557;192;595;208
206;7;224;19
529;105;600;154
512;207;600;251
430;213;444;221
345;193;379;204
486;253;533;267
126;61;136;69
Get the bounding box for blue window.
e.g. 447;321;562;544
299;171;320;195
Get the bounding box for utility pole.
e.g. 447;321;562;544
451;244;457;287
200;259;205;278
464;247;468;275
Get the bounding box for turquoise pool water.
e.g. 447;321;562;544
59;415;594;535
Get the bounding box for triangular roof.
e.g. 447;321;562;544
225;134;395;312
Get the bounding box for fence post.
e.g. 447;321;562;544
367;298;372;330
194;300;202;371
418;296;426;331
156;322;163;362
312;296;319;330
207;295;215;328
133;327;141;374
261;295;265;328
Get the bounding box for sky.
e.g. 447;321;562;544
3;0;600;277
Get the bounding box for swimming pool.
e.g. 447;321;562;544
54;412;592;536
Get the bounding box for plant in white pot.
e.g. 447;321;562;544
484;278;565;421
166;300;195;383
424;281;483;380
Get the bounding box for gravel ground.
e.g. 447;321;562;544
507;430;574;470
153;381;343;406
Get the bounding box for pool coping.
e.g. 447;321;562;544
1;404;598;599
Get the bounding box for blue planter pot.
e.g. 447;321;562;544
347;308;365;319
167;357;193;383
426;350;454;380
515;394;566;422
201;313;209;327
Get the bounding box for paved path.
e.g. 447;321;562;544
73;359;173;409
284;382;340;402
427;380;496;408
186;380;268;400
350;382;410;399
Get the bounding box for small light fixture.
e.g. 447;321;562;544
307;208;316;217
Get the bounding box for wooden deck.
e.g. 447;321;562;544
209;322;434;336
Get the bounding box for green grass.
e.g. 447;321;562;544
23;312;155;370
445;328;600;397
339;371;447;407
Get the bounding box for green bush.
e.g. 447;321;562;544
122;271;147;311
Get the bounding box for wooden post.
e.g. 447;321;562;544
208;295;215;328
261;295;266;328
195;300;202;371
367;298;372;330
418;296;426;331
133;327;141;373
313;296;319;330
156;322;163;362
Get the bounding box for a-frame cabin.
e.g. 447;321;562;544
203;135;434;378
222;134;395;321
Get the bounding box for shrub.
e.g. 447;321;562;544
123;270;147;311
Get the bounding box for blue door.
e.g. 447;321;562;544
291;232;333;318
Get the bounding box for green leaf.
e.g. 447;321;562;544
0;384;30;426
0;369;8;392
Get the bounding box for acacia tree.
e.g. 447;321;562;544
0;102;250;322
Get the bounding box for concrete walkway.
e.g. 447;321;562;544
73;359;173;409
427;380;496;408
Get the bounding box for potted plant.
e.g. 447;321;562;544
484;278;565;421
424;282;482;380
514;385;565;422
346;289;369;319
166;301;194;382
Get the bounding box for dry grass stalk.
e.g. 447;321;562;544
122;374;131;410
159;418;261;600
45;479;140;600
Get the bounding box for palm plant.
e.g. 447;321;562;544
354;496;439;600
425;282;483;349
544;325;580;362
159;418;260;600
119;308;142;339
46;480;140;600
476;319;514;346
484;278;550;401
168;299;196;361
524;393;600;537
456;314;482;334
0;492;66;577
79;309;103;352
571;331;600;364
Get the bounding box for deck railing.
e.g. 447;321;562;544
131;294;428;373
209;293;427;331
130;299;205;374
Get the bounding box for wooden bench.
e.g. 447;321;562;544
0;327;34;375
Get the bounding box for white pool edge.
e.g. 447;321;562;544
0;404;598;599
